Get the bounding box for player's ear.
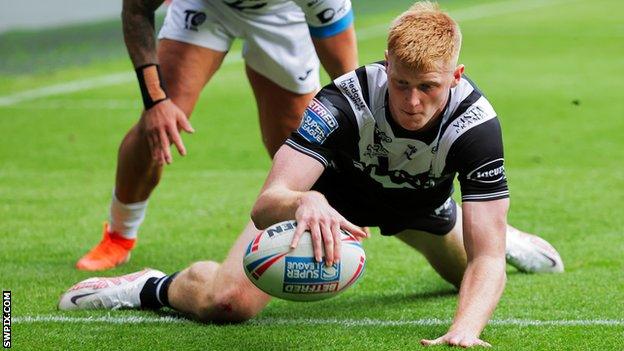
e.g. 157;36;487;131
451;64;465;87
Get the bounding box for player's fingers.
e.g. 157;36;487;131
420;338;442;346
177;114;195;134
168;125;187;156
448;336;462;346
320;220;334;266
290;221;307;249
158;129;172;164
332;221;342;263
476;339;492;348
309;222;323;263
340;219;368;239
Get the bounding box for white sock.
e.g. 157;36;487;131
109;191;148;239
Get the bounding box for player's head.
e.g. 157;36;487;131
385;1;465;131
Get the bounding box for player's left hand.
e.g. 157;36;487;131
421;331;491;348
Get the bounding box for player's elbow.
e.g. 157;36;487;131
250;198;271;230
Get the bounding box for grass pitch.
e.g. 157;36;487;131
1;0;623;349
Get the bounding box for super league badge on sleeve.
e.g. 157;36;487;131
297;98;338;144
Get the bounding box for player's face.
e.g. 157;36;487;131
386;52;464;131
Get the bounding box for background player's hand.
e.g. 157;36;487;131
421;330;491;348
139;99;194;165
290;191;368;267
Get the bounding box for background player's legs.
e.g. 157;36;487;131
396;211;467;289
245;65;316;157
115;40;227;203
396;204;564;288
167;221;271;323
76;40;227;271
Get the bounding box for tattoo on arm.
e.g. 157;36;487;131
122;0;165;67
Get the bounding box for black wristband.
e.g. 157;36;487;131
135;64;168;110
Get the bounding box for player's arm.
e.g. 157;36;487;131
251;145;367;266
423;199;508;348
122;0;194;165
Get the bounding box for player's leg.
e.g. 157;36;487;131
240;5;322;157
166;221;271;322
75;41;227;271
115;40;226;203
395;217;467;289
246;66;316;157
60;221;270;324
396;203;564;287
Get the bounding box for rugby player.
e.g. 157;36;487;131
76;0;358;270
61;2;564;347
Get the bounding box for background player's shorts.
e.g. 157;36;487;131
312;169;458;236
158;0;320;94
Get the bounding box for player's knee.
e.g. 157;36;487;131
189;262;262;324
196;284;262;324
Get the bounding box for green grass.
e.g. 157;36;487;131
1;0;624;349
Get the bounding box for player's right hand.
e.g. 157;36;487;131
138;99;194;165
290;191;368;267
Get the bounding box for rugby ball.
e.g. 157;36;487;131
243;220;366;301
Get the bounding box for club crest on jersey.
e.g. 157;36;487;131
283;257;340;294
297;98;338;144
467;158;506;183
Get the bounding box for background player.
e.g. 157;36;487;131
61;2;564;348
76;0;359;270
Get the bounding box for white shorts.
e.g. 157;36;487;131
158;0;320;94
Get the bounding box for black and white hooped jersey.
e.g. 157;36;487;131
286;62;509;212
221;0;353;37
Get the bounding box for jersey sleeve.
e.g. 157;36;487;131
292;0;354;38
448;117;510;202
285;83;358;167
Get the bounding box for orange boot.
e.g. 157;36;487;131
76;223;136;271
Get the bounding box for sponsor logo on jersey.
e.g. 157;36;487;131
223;0;267;11
451;105;487;134
466;158;506;183
183;10;207;31
297;98;338;144
283;257;340;294
338;76;366;111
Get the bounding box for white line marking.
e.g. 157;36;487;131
0;0;568;107
13;315;624;327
